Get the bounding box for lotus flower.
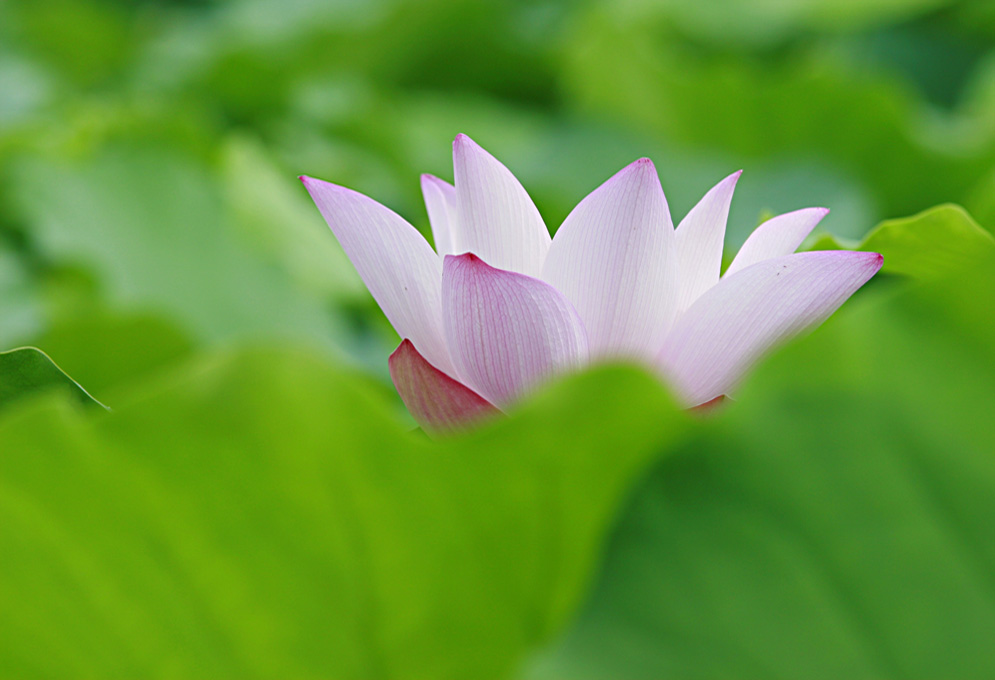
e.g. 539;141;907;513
302;134;881;433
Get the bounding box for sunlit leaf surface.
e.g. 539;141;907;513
0;352;685;678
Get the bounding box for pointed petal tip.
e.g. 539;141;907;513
790;206;830;219
389;337;416;363
453;132;476;150
389;339;499;435
446;251;484;266
822;249;883;269
623;156;660;179
594;157;663;188
299;175;352;195
444;252;498;279
420;173;453;192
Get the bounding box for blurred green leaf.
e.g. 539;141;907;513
559;7;995;223
528;253;995;679
31;311;195;397
965;169;995;232
9;144;346;351
605;0;955;48
808;204;995;279
0;246;42;348
0;350;687;678
0;346;104;410
221;135;365;301
5;0;141;89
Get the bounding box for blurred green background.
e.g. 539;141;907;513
2;0;995;678
2;0;995;385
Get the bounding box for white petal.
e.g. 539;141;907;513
443;254;588;408
659;251;883;406
725;207;829;277
543;158;676;361
301;176;454;376
674;171;741;312
453;134;551;277
421;174;460;257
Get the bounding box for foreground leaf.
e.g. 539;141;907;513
528;255;995;678
808;204;995;280
0;347;105;410
0;349;686;679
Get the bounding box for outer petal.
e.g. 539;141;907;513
725;207;829;277
453;134;551;277
659;251;883;406
674;171;742;313
443;253;588;408
389;339;499;434
543;158;676;361
421;174;460;257
301;176;454;376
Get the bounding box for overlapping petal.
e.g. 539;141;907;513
421;174;460;257
301;176;454;376
453;134;551;277
725;207;829;276
543;158;676;360
443;253;588;407
674;171;741;313
659;251;884;406
388;339;498;434
305;139;884;423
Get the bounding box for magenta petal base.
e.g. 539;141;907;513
388;339;499;434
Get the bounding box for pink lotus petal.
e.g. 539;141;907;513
443;253;588;407
389;339;499;434
659;251;883;406
421;174;460;257
543;158;677;361
301;176;454;376
453;134;551;277
674;171;742;312
725;207;830;277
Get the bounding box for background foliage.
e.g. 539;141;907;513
2;0;994;677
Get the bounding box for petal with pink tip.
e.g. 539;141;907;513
453;134;551;277
421;174;460;257
389;339;499;434
674;171;742;312
659;251;883;406
443;254;588;407
301;176;454;376
725;207;830;277
543;158;676;361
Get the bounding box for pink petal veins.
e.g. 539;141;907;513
674;171;742;313
453;134;551;277
421;174;460;257
725;207;830;277
301;176;454;376
443;253;588;408
660;251;884;406
543;158;677;362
